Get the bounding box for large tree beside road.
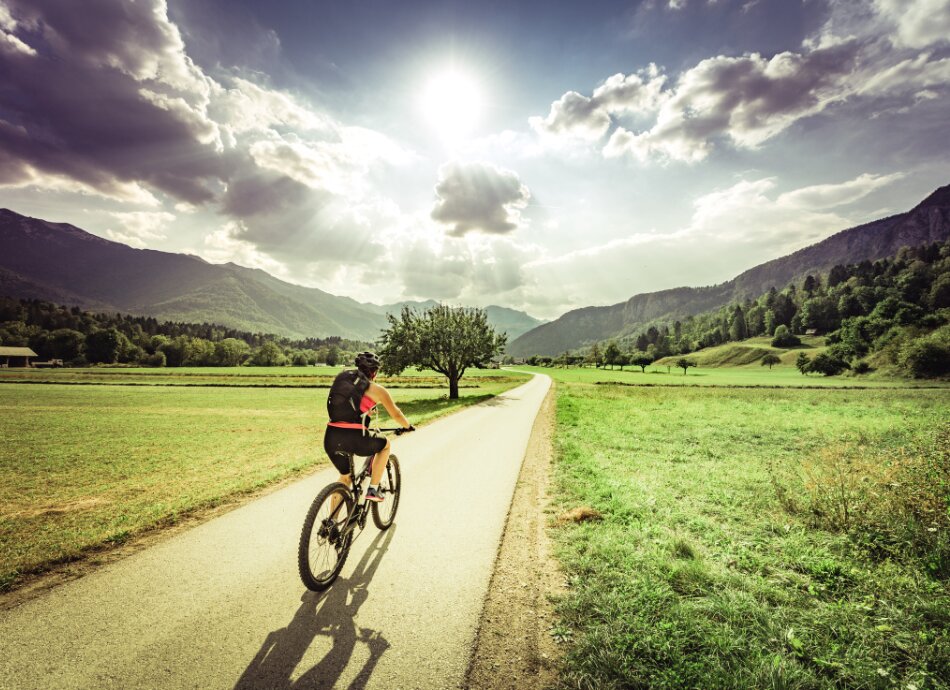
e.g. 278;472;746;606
379;305;507;399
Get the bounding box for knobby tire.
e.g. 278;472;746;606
298;482;354;591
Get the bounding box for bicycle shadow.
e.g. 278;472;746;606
233;526;397;690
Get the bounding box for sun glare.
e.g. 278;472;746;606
419;68;482;143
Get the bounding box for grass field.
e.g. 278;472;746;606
512;363;950;389
542;368;950;689
0;367;528;591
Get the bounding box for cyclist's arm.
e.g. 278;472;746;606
366;382;411;428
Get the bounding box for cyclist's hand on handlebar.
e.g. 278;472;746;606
396;425;416;435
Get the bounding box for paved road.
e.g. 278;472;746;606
0;374;551;690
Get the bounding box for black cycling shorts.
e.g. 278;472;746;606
323;426;387;474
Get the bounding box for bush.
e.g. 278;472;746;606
807;352;850;376
146;351;166;367
852;360;872;375
771;325;801;347
901;338;950;378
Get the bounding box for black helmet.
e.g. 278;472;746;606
355;351;380;375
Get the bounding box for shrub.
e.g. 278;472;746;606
771;325;801;347
146;351;166;367
807;352;850;376
901;337;950;378
852;360;872;375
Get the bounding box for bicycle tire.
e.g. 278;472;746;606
298;482;354;591
371;454;401;530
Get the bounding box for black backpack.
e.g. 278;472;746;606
326;369;371;424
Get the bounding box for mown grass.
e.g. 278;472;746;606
0;368;528;591
546;374;950;689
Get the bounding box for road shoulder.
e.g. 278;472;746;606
465;382;563;689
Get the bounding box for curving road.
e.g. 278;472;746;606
0;373;551;690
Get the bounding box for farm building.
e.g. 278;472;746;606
0;346;38;368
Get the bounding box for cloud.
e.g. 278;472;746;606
0;0;411;252
537;0;950;163
874;0;950;49
530;66;666;145
604;42;860;161
104;210;175;248
430;161;531;237
521;171;906;316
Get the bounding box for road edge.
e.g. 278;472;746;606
463;380;564;689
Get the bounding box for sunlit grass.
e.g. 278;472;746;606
0;368;528;590
548;381;950;689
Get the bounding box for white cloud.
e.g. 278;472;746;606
604;42;860;162
530;66;666;146
104;211;175;248
874;0;950;49
430;161;531;237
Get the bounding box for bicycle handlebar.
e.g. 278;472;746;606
375;426;416;435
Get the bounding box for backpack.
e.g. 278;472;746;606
326;369;371;425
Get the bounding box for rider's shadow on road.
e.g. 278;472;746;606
234;527;396;690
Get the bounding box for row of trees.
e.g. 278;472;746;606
572;241;950;378
0;298;371;367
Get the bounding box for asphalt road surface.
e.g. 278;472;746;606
0;373;551;690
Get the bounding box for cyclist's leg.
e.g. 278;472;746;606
370;437;391;485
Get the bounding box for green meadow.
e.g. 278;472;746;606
0;367;528;591
539;366;950;689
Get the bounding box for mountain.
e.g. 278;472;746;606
508;184;950;357
0;209;542;341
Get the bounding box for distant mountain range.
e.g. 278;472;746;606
0;209;544;341
508;184;950;357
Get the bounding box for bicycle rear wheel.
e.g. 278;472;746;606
298;482;354;591
371;454;401;530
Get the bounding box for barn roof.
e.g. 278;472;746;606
0;346;38;357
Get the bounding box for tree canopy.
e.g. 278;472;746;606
378;305;507;399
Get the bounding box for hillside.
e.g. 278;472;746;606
509;184;950;356
0;209;541;341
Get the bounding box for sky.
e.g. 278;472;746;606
1;0;949;320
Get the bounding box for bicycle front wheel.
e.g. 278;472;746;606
371;454;401;530
298;482;354;591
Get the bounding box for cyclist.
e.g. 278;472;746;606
324;352;413;502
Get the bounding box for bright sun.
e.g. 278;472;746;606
419;68;482;143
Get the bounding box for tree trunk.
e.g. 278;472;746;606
449;375;459;399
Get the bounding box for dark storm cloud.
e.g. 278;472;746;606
0;0;226;203
431;162;531;237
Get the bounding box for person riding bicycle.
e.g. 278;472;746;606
324;352;413;502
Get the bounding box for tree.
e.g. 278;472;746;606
85;328;127;364
631;354;653;373
214;338;250;367
603;341;621;369
764;309;777;337
676;357;697;375
761;353;781;370
615;353;630;371
586;343;602;368
795;352;811;375
729;305;748;341
325;345;340;367
379;305;506;399
252;341;286;366
48;328;84;361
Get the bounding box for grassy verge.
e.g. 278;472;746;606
0;369;528;591
546;376;950;689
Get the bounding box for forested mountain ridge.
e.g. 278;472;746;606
508;184;950;356
0;209;542;340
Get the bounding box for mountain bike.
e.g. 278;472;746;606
298;427;408;591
